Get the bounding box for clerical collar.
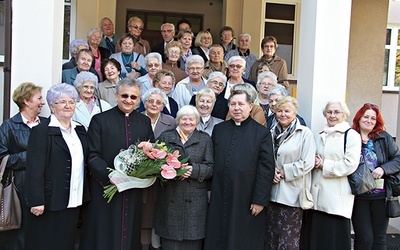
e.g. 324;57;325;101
234;121;241;126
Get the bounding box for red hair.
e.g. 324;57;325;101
352;103;385;139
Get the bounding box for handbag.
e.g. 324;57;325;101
347;151;376;195
387;172;400;197
0;155;22;231
386;196;400;218
299;169;314;210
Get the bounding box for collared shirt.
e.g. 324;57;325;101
49;115;84;208
21;113;40;128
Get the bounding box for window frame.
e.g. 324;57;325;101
383;26;400;92
63;0;76;62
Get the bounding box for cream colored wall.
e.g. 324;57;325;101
115;0;223;42
346;0;393;131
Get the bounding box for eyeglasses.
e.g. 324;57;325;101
187;67;203;72
208;80;225;87
146;99;163;106
229;64;243;69
168;50;180;55
81;85;96;90
363;103;379;109
118;93;139;100
130;25;144;31
147;63;160;68
54;100;76;106
326;110;343;116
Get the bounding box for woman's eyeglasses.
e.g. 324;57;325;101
363;103;379;109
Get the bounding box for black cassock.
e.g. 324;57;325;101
204;118;275;250
80;107;154;250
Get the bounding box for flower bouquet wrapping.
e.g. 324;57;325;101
103;141;189;203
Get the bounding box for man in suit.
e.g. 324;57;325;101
99;17;120;54
151;23;175;62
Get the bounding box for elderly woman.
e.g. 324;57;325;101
0;83;46;249
256;71;278;119
172;55;207;108
152;69;179;118
265;96;316;250
204;88;275;250
127;16;151;55
137;52;163;96
155;105;213;250
163;41;187;83
224;33;258;79
193;30;213;63
110;33;147;78
87;27;111;82
141;88;175;249
62;49;99;85
304;100;361;250
25;84;89;250
226;83;266;126
98;58;121;107
195;88;223;136
351;103;400;250
63;39;89;70
203;44;228;79
72;72;112;130
224;56;256;99
177;30;194;71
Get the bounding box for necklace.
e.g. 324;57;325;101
122;53;134;66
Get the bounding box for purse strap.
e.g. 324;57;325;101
0;155;10;182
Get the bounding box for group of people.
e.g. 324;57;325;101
0;16;399;250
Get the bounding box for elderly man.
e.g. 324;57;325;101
99;17;120;54
225;33;258;79
151;23;175;62
79;77;154;250
249;36;289;89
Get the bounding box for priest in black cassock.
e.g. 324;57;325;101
204;87;275;250
79;77;154;250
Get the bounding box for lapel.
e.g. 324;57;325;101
75;125;87;156
47;126;70;154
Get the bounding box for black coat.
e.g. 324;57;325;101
204;118;275;250
25;118;89;210
151;43;167;62
79;107;154;250
189;91;229;120
192;46;209;63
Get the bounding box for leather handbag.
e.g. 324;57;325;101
387;172;400;197
387;196;400;218
347;152;376;195
299;169;314;210
0;155;22;231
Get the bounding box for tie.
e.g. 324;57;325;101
106;37;115;53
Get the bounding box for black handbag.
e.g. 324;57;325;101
348;159;377;195
0;155;22;231
386;196;400;218
386;172;400;197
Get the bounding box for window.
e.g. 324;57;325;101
63;0;76;60
264;2;299;77
0;0;5;62
383;27;400;91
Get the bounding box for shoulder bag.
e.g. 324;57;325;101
299;169;314;210
0;155;22;231
387;172;400;197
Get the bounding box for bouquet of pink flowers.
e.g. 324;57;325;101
103;141;189;203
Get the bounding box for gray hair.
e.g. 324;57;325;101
231;83;257;103
141;88;168;107
257;71;278;86
186;55;205;70
87;27;102;38
47;83;79;105
176;105;200;125
73;72;98;89
239;33;251;41
227;56;246;68
322;99;350;119
268;84;288;99
144;52;162;65
275;96;299;114
99;17;113;28
161;23;175;31
69;39;89;56
116;77;141;94
207;72;227;87
195;88;216;104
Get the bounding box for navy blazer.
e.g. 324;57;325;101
26;119;89;211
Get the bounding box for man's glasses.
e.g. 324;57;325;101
119;94;139;100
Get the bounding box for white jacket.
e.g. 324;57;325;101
311;121;361;218
72;99;112;130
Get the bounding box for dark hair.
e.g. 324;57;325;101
261;36;278;49
101;58;122;80
76;48;94;61
176;19;191;29
219;26;235;38
352;103;385;139
118;33;136;46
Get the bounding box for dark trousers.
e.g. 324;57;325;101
352;198;389;250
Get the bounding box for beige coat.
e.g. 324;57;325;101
311;122;361;219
